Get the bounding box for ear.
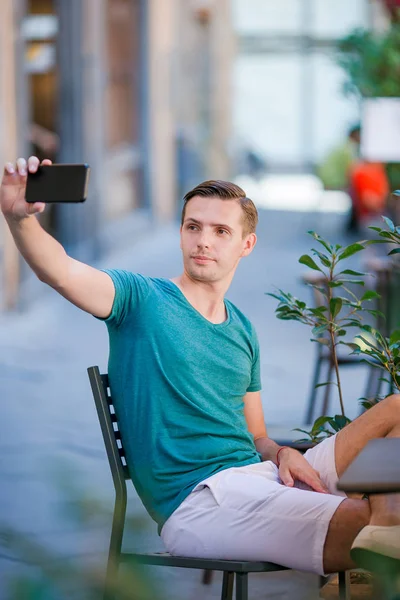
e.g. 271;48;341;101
241;233;257;257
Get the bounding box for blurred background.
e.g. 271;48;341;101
1;0;399;311
1;1;400;599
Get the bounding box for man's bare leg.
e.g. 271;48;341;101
323;498;370;572
322;394;400;573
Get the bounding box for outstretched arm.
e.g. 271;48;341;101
1;156;115;318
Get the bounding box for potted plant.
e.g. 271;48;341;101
268;220;400;444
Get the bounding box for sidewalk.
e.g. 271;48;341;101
0;207;367;599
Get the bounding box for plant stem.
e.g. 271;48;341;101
328;258;346;417
329;327;346;416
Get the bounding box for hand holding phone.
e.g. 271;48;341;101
1;157;50;221
1;157;91;223
26;163;90;203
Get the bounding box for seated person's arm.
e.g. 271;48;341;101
244;391;329;492
1;156;115;318
243;391;281;465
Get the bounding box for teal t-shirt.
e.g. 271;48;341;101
100;270;262;530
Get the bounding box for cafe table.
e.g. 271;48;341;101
337;438;400;495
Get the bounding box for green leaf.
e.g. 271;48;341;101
299;254;322;272
266;292;285;302
340;320;363;329
330;297;343;318
360;290;380;301
382;216;395;232
312;249;331;268
338;243;365;261
390;330;400;345
337;329;347;336
309;306;328;315
276;313;304;322
339;269;367;276
330;415;352;431
292;428;313;436
315;381;337;388
311;338;330;345
339;342;361;352
312;324;329;336
308;231;333;254
388;248;400;255
327;281;344;288
355;335;380;350
358;324;374;334
338;279;365;285
360;358;386;370
312;416;333;430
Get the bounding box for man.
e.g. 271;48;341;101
350;160;389;228
318;124;361;193
1;156;400;577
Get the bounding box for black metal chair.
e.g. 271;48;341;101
88;365;348;600
363;258;400;400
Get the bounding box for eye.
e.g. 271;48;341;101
217;228;228;235
187;224;198;231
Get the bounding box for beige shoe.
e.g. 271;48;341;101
351;525;400;574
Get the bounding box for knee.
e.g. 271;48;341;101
381;394;400;415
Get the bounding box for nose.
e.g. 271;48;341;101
197;230;210;249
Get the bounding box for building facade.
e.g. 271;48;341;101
0;0;234;310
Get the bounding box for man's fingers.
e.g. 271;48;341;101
16;157;27;176
304;473;329;494
26;202;46;215
27;156;40;173
41;159;52;166
279;468;294;487
4;162;15;175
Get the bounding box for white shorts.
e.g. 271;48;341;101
161;434;347;575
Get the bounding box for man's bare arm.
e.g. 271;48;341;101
243;391;281;464
243;390;329;492
1;157;115;318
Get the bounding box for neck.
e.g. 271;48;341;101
171;272;230;324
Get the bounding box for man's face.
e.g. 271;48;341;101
180;196;256;284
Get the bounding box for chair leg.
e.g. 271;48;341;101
235;572;248;600
305;354;324;424
221;571;234;600
321;361;334;416
202;568;214;585
338;570;350;600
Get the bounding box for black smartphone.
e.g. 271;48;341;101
26;164;90;203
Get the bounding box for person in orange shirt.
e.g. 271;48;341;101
349;161;389;231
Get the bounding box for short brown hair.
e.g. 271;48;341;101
181;180;258;236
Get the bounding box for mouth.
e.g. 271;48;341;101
192;256;215;264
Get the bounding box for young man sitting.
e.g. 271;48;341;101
2;156;400;577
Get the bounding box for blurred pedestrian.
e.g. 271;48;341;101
317;124;361;231
318;124;360;190
349;160;390;233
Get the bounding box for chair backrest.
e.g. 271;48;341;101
88;366;130;488
376;263;400;336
